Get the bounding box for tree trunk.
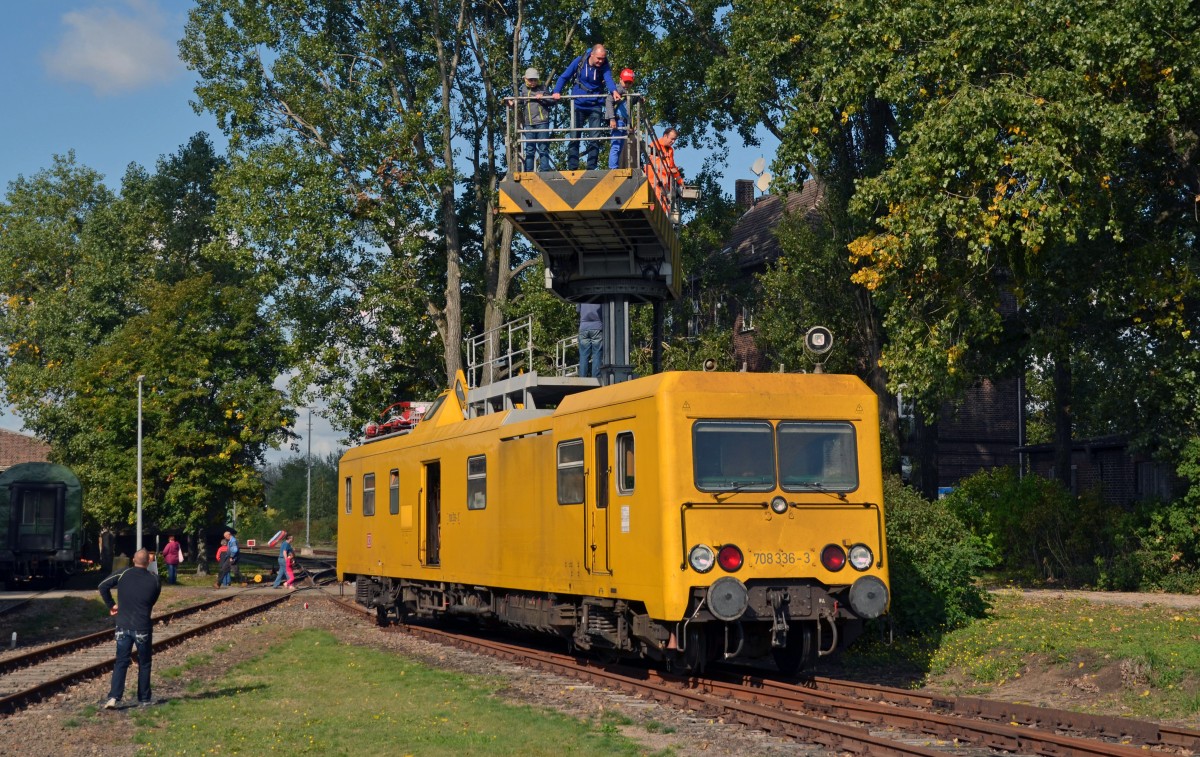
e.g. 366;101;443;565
195;532;209;576
1052;350;1074;491
99;528;114;574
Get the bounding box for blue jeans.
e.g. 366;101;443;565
567;108;603;170
608;125;627;169
524;126;551;172
579;329;603;378
166;563;177;584
272;556;287;587
109;628;153;703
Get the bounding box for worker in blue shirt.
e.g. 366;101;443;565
224;529;240;583
552;44;620;171
271;530;290;588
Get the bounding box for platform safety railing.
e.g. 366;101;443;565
504;91;685;220
555;335;580;377
465;314;534;388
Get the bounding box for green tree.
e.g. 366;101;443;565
263;452;341;544
0;138;290;536
812;0;1200;470
181;1;609;433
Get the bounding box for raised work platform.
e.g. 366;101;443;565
499;168;681;302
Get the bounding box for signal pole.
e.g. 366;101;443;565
136;375;144;551
305;409;312;550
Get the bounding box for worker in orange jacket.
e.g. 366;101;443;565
647;127;682;206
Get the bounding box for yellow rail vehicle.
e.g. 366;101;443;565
338;371;890;673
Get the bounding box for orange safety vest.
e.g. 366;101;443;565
649;137;682;184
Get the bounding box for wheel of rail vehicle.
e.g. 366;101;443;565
771;622;816;676
664;626;707;675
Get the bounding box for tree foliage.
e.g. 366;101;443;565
0;136;289;533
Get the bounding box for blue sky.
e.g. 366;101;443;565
0;1;776;462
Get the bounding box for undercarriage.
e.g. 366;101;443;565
353;574;875;674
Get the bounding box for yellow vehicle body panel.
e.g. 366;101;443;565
338;371;888;622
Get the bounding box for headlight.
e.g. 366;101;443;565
848;544;873;571
688;544;715;573
770;496;789;514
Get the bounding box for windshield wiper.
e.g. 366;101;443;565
709;480;770;501
791;481;848;501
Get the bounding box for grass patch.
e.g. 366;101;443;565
161;653;213;680
845;592;1200;722
1;596;112;640
135;629;671;756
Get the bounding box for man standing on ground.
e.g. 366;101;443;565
224;529;240;584
99;548;161;708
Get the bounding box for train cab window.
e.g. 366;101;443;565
389;469;400;515
363;473;376;516
777;421;858;492
466;455;487;510
616;432;635;494
692;420;776;492
557;439;585;504
344;477;352;514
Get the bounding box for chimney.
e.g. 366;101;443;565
735;179;755;211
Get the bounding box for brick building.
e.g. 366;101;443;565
1019;436;1181;505
0;428;50;471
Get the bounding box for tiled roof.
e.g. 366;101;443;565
0;428;50;470
725;180;825;268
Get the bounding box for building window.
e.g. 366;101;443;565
467;455;487;510
344;477;352;514
389;469;400;515
363;473;375;516
740;306;755;332
557;439;585;504
616;432;635;494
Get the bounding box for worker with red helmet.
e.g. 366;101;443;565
606;67;636;169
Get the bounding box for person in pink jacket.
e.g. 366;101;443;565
161;535;185;585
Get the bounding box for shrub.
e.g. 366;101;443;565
1099;497;1200;593
941;467;1122;585
883;476;990;634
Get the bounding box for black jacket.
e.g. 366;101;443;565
98;566;161;633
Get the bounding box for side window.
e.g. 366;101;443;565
616;432;635;494
363;473;376;516
466;455;487;510
389;469;400;515
557;439;585;504
344;476;352;514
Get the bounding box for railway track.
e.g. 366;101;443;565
325;588;1199;757
0;589;290;715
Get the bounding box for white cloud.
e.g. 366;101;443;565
43;0;182;96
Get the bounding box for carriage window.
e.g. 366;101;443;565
777;421;858;492
557;439;585;504
363;473;376;516
466;455;487;510
344;477;352;514
389;469;400;515
616;432;635;494
693;420;776;491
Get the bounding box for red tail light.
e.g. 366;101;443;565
717;544;744;572
821;544;847;572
